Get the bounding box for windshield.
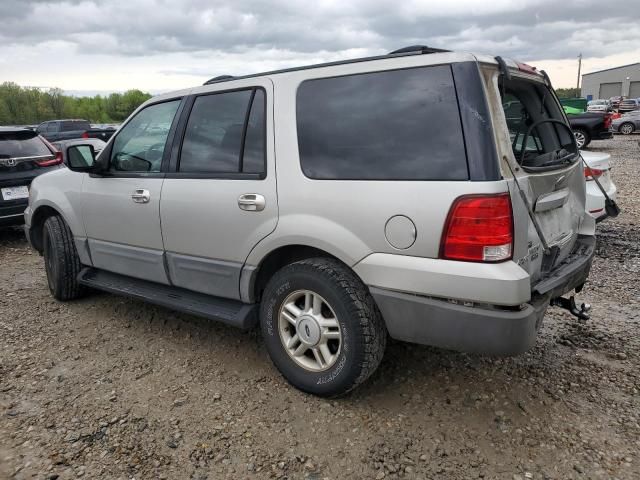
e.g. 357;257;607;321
501;77;578;170
0;131;51;158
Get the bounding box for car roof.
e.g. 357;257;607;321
53;138;106;147
0;126;35;134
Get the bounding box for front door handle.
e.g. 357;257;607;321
238;193;265;212
131;189;150;204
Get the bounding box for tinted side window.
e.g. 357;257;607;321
62;120;90;131
179;89;265;174
242;90;266;174
110;100;181;173
46;123;58;133
296;66;468;180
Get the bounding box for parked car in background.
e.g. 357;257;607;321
567;112;613;148
25;48;595;396
586;99;611;113
612;110;640;135
618;98;640;114
581;150;617;222
36;119;116;143
51;138;106;166
609;96;623;111
0;127;63;226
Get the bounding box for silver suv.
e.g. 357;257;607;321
25;47;596;396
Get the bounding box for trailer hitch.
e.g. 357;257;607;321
551;296;591;321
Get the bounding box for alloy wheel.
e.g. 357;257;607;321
278;289;342;372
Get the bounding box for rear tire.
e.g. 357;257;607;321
619;122;635;135
42;215;87;301
573;128;590;148
259;257;386;397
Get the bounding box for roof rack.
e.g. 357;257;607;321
388;45;450;55
203;75;235;85
199;46;452;87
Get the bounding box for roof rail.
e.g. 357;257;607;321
203;75;235;85
388;45;450;55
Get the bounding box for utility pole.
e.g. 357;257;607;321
576;53;582;94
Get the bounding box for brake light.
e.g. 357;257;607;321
603;114;612;129
584;166;604;181
81;131;89;139
440;193;513;263
35;152;63;167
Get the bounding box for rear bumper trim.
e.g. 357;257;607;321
371;287;547;355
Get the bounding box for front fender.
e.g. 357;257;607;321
27;169;86;238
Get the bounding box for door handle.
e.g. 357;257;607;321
131;189;150;204
238;193;266;212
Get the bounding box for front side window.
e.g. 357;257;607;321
179;88;265;174
110;100;181;173
296;65;468;180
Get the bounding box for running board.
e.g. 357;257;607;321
78;268;257;329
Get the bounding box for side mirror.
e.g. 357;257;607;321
66;144;98;172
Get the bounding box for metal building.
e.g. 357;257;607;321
581;62;640;100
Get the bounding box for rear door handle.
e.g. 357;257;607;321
238;193;265;211
131;189;150;204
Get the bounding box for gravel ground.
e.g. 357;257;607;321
1;136;639;480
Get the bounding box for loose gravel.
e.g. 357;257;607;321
1;136;639;480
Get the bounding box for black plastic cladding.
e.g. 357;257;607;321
451;62;501;181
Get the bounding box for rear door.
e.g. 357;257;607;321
160;79;277;300
82;99;183;283
490;69;588;282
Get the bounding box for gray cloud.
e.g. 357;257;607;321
1;0;639;62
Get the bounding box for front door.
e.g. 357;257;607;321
82;99;183;283
160;80;277;300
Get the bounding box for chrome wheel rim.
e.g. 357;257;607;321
620;124;633;135
574;131;586;148
278;289;342;372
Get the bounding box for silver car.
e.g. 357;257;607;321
612;110;640;134
587;99;610;113
24;48;595;396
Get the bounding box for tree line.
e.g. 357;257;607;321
0;82;153;126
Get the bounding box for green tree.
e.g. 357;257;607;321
555;88;582;99
0;82;153;125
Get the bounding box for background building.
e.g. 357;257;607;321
581;63;640;100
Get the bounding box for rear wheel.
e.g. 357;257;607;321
619;122;635;135
573;128;590;148
42;215;87;301
259;257;386;397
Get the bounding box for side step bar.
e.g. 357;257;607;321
78;267;257;329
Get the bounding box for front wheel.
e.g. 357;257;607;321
573;128;591;148
260;258;386;397
42;215;87;301
619;122;635;135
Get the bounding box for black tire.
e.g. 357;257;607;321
42;215;87;301
573;128;591;148
619;122;635;135
260;257;386;397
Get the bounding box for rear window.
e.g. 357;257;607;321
500;77;578;170
296;65;468;180
0;132;51;158
61;120;90;131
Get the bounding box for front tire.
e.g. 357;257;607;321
260;257;386;397
42;215;87;301
619;122;635;135
573;128;590;148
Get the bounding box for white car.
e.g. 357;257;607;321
581;150;617;221
586;99;611;113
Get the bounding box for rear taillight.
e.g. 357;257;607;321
584;166;604;181
81;132;89;138
603;114;612;129
440;193;513;263
35;151;63;167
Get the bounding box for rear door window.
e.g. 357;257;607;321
296;65;468;180
178;88;265;174
61;120;91;131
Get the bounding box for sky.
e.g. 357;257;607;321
1;0;639;95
